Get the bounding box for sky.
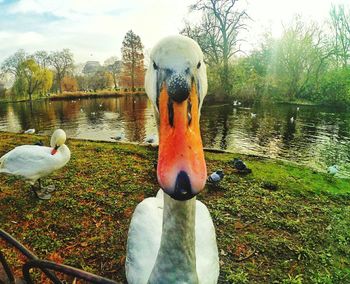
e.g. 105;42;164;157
0;0;349;65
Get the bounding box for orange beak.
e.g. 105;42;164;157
157;81;206;200
51;146;58;155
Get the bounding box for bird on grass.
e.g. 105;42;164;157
126;35;219;284
145;134;156;144
207;170;224;184
207;170;225;185
34;140;44;146
111;133;125;141
232;158;252;174
0;129;71;200
24;129;35;134
327;165;339;175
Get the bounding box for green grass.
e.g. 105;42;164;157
0;132;349;283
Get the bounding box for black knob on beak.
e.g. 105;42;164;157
167;74;190;103
170;171;195;201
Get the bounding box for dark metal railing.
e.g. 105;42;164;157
0;229;118;284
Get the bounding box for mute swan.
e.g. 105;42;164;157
0;129;71;200
126;35;219;283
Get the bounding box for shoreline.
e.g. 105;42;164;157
0;91;147;104
0;130;349;179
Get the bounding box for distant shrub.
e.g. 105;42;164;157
309;67;350;106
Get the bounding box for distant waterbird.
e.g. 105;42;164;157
111;133;125;141
251;113;256;118
145;134;156;144
290;117;294;123
0;129;71;200
327;165;339;175
24;129;35;134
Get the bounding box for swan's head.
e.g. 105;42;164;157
50;129;67;155
145;35;207;201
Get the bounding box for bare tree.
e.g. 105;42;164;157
32;51;50;69
49;49;74;93
104;56;122;90
184;0;249;92
0;49;27;77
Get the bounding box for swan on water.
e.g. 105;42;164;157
0;129;71;200
125;35;219;284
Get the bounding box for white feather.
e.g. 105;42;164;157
145;35;208;112
0;129;70;185
126;190;219;284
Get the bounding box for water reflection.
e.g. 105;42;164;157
0;96;349;177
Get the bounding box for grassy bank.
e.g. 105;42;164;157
0;132;349;283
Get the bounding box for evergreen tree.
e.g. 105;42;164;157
121;30;144;91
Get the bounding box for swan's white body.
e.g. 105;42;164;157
126;191;219;283
126;35;219;283
0;129;70;185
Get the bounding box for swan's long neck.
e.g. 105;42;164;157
148;193;198;284
58;145;70;157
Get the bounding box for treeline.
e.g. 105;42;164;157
0;30;145;101
183;1;350;107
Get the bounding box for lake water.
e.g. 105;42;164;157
0;95;349;178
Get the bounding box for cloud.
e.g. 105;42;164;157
1;0;192;64
9;0;136;18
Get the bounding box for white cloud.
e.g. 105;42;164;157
2;0;350;65
17;31;44;45
4;0;192;64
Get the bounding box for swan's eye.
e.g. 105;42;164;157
153;62;159;70
197;61;201;69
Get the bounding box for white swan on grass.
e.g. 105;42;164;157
125;35;219;284
0;129;71;200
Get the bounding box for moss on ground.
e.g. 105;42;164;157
0;132;349;283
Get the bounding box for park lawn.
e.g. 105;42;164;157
0;131;349;283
